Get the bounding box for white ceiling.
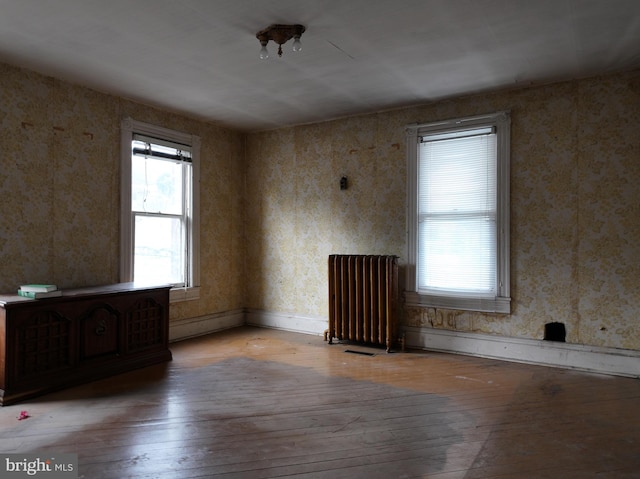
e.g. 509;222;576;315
1;0;639;132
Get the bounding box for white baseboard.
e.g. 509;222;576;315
403;326;640;378
168;310;640;378
169;309;245;342
245;309;327;336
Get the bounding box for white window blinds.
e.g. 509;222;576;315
418;127;497;296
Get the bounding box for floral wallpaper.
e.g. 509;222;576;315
1;58;639;352
0;62;245;324
246;69;640;351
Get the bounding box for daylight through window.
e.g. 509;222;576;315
131;135;191;286
406;112;511;313
120;119;200;302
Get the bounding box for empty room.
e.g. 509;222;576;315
1;1;640;478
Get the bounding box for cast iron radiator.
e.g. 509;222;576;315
327;254;399;352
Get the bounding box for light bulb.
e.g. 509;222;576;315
292;35;302;52
259;43;269;59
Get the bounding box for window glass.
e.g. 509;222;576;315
134;215;184;285
132;151;184;215
418;129;497;296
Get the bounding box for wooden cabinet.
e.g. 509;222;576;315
0;283;172;406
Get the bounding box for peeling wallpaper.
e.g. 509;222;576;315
0;62;245;323
246;70;640;351
1;60;639;351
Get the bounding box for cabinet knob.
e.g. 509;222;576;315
95;319;107;336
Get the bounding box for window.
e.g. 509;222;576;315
405;112;510;313
121;118;200;302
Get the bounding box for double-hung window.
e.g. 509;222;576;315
120;118;200;302
405;112;511;313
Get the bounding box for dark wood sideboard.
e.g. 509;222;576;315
0;283;172;406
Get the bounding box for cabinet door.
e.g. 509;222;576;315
10;308;75;386
124;292;168;354
80;303;120;360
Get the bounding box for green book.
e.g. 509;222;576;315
18;289;62;299
19;284;58;293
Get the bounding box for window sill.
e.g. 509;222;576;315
404;291;510;314
170;286;200;303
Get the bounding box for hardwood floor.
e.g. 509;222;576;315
1;326;639;478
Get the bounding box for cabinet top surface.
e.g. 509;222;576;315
0;282;171;307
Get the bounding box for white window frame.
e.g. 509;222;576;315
405;111;511;314
120;118;201;303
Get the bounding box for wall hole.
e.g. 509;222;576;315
544;322;566;342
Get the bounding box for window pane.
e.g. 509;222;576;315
418;216;496;293
419;134;496;214
132;155;184;215
134;215;184;286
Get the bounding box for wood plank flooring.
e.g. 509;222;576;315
1;326;639;478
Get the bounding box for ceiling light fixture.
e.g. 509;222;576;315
256;24;306;59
